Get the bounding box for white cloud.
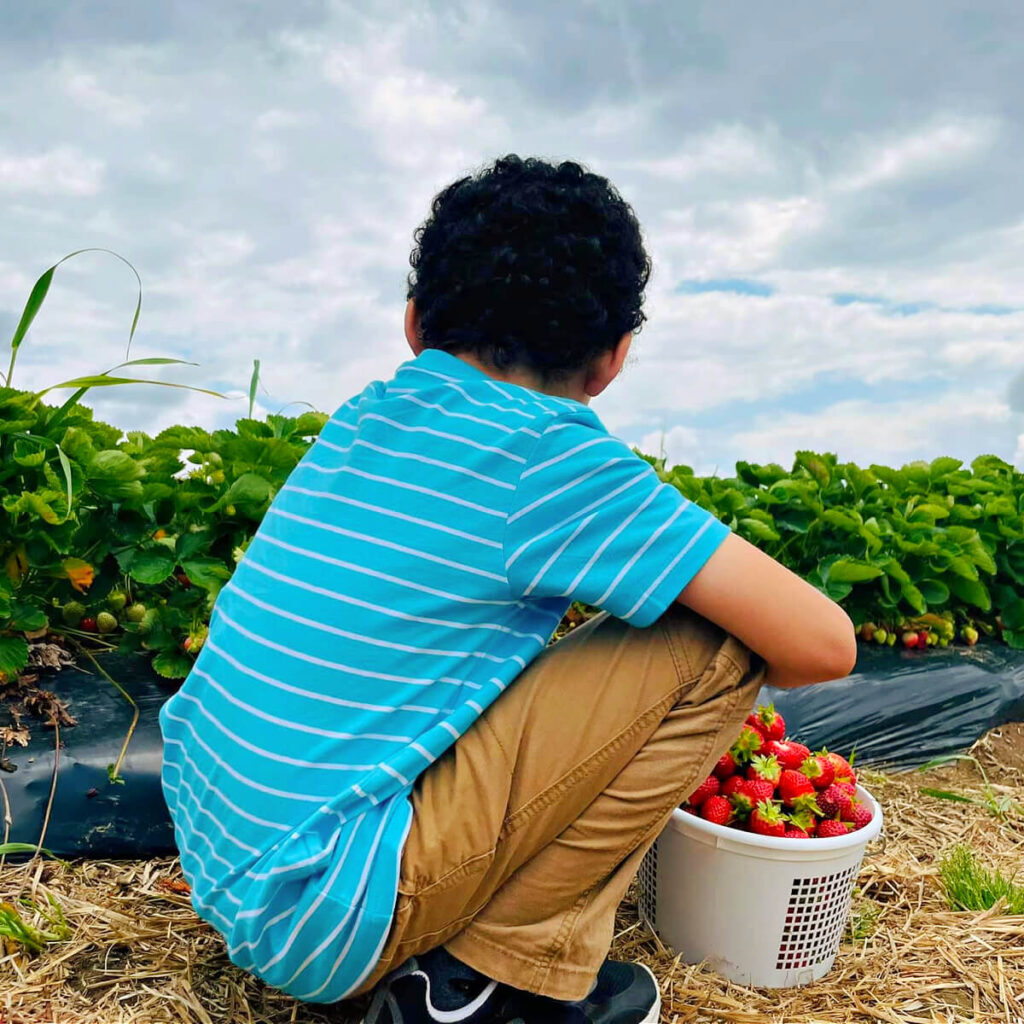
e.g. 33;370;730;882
0;146;104;195
835;116;1000;193
729;391;1011;467
621;124;781;183
64;71;147;126
637;424;700;467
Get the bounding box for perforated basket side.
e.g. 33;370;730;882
775;865;859;971
637;840;658;928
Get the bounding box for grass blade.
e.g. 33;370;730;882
6;248;143;388
55;444;74;522
248;359;261;419
38;375;225;398
920;787;979;804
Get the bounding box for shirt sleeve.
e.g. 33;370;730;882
503;415;730;627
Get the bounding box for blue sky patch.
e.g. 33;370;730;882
677;278;776;297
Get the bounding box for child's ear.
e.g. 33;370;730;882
405;299;425;355
584;332;632;398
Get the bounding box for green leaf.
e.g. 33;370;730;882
773;506;816;534
825;558;884;584
152;649;193;679
180;557;232;591
175;529;213;561
901;582;926;614
9;603;47;631
220;472;272;509
794;450;833;487
37;375;224;400
293;411;329;436
0;635;30;677
929;456;963;478
918;579;950;605
127;548;176;585
738;517;780;543
153;425;215;450
948;576;992;611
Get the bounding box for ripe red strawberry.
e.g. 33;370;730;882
720;774;745;799
837;781;857;798
688;775;720;808
816;783;853;819
784;827;811;839
80;616;98;632
747;704;786;741
817;819;852;838
730;724;765;765
700;795;732;826
681;803;698;815
778;769;815;808
764;740;811;771
918;630;929;648
749;800;786;837
823;752;857;786
746;754;782;786
902;630;919;649
739;778;775;806
713;750;737;780
800;755;834;790
850;803;874;831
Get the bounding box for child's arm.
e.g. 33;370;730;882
678;532;857;689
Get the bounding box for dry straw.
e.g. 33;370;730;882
3;727;1023;1023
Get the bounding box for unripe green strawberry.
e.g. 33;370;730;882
96;611;118;634
207;451;223;467
874;628;888;644
962;626;979;646
887;632;897;646
61;600;87;626
125;602;147;623
225;504;237;517
208;469;226;485
138;608;159;635
939;637;950;647
107;590;127;613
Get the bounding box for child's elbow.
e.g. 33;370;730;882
819;610;858;681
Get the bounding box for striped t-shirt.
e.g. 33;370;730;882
158;347;728;1002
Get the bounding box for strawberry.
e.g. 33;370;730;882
764;740;811;771
749;800;786;837
850;803;874;831
688;775;720;808
700;795;732;826
816;783;853;819
730;724;765;765
817;819;852;838
837;781;857;797
713;750;737;780
784;827;811;839
962;625;979;646
681;803;698;815
746;754;782;786
823;752;857;786
918;630;929;648
778;769;816;808
720;774;745;799
902;630;919;649
80;616;98;632
747;704;786;741
800;755;834;790
739;778;775;806
96;611;117;634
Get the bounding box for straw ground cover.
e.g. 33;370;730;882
1;728;1022;1024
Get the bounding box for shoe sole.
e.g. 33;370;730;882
636;962;661;1023
359;962;663;1024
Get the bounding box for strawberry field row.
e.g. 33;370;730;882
0;385;1019;685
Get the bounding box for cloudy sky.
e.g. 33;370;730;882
3;0;1024;475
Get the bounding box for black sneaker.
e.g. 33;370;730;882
361;947;660;1023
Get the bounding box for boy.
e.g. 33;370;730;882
159;155;856;1024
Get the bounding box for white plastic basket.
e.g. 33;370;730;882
638;785;882;988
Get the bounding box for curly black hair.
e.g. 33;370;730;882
406;155;651;380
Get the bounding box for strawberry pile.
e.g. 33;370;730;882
682;704;872;839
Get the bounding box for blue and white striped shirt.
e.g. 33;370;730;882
159;348;728;1002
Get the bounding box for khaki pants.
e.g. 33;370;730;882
354;605;765;1001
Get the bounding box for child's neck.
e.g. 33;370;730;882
451;351;590;405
